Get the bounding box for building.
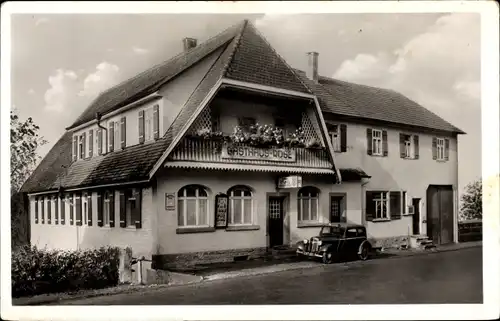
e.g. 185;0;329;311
21;20;464;270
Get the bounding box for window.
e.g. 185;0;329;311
238;117;256;132
298;187;320;222
126;190;137;227
82;193;89;225
400;134;414;159
404;136;412;158
79;135;85;159
228;186;254;225
346;228;357;238
144;107;154;142
437;138;445;160
366;191;405;221
372;129;383;156
373;192;389;219
178;185;209;228
329;125;341;152
103;191;111;226
114;121;120;149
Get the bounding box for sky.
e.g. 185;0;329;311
11;12;481;194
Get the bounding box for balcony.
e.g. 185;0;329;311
167;137;332;169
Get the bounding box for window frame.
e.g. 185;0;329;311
125;189;138;228
372;129;383;156
436;137;445;160
103;191;111;227
373;191;389;220
78;134;85;159
144;106;154;142
113;121;120;150
82;193;89;225
177;185;210;228
404;134;413;158
297;187;320;223
228;186;254;226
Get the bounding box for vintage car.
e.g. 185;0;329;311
296;223;372;264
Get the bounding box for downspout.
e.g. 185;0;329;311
96;112;108;154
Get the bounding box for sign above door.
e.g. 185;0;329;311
277;175;302;189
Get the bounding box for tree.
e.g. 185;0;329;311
10;110;47;194
460;179;482;221
10;110;47;249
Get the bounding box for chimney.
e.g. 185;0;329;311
183;37;197;52
306;51;319;82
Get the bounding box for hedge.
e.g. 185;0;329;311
12;245;121;298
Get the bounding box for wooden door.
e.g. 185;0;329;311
268;197;284;248
426;185;454;245
412;198;420;235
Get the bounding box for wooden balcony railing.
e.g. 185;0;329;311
168;138;332;169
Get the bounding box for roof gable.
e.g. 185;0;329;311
223;21;311;94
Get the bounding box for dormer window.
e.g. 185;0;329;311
78;134;85;159
144;107;154;142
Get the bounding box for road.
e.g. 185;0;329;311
60;247;482;305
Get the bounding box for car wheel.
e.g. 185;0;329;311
322;251;333;264
358;244;370;261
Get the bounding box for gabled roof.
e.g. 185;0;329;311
294;69;465;134
21;18;462;194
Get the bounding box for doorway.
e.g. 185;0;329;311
268;196;285;248
330;194;346;223
412;198;421;235
426;185;454;245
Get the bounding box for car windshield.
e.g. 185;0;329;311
320;226;345;237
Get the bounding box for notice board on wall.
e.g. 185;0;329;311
215;193;229;229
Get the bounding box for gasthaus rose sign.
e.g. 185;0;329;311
221;144;296;162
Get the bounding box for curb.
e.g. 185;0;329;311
14;242;481;305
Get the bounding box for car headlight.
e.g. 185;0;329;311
303;239;308;244
317;241;322;246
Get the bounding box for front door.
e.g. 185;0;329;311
330;196;344;223
268;197;284;248
426;185;454;245
412;198;421;235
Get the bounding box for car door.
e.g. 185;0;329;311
343;227;358;257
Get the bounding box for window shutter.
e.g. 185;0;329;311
365;191;374;221
73;136;78;161
340;124;347;152
54;197;59;224
444;138;450;161
139;110;145;144
97;129;102;155
382;130;388;156
121;117;126;149
133;188;142;229
87;193;93;226
109;122;114;152
82;132;86;159
432;137;437;160
119;191;126;227
75;193;82;226
390;192;401;220
414;135;419;159
69;195;74;225
89;130;93;157
47;197;51;224
34;198;39;224
60;195;65;225
399;134;406;158
97;191;103;227
109;192;115;227
366;128;372;155
153;105;159;140
41;198;45;224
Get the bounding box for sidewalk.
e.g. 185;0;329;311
13;240;481;306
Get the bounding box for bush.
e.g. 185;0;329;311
12;245;121;298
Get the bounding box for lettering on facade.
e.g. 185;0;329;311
215;193;229;228
277;175;303;189
221;144;296;162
